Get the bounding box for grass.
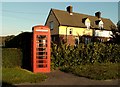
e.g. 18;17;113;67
61;63;120;80
2;48;47;85
2;67;47;84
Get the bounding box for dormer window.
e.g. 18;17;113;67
99;20;104;29
85;21;90;29
84;18;90;29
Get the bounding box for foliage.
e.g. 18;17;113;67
51;42;120;69
3;35;15;47
2;67;47;84
2;48;47;84
5;32;32;70
111;20;120;44
51;42;120;80
2;48;22;68
61;63;120;80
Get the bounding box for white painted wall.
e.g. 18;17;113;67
95;30;113;37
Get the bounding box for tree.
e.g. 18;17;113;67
111;20;120;44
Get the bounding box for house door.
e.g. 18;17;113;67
75;37;79;46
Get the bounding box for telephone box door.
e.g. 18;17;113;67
33;25;50;73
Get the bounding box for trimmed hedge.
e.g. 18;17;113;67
51;42;120;69
3;43;120;69
2;48;22;68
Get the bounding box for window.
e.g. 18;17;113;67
99;38;104;42
50;21;54;30
69;29;72;35
53;37;56;42
85;19;90;29
52;36;56;42
85;38;91;44
99;20;104;29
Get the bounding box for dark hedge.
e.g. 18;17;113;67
2;48;22;68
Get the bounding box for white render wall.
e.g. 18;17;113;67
95;30;113;37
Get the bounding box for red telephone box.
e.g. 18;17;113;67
32;25;50;73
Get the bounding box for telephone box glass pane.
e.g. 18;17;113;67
36;35;47;48
37;48;46;51
37;60;47;63
37;64;47;68
36;35;48;69
37;56;47;59
37;52;46;55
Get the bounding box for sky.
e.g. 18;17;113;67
1;1;119;36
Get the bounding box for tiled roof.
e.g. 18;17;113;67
52;9;116;30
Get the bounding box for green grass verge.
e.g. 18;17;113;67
61;63;120;80
2;67;47;84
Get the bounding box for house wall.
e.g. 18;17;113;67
45;10;59;35
94;30;113;42
45;10;113;45
58;26;93;45
95;30;112;37
59;26;93;36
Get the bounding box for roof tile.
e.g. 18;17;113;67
52;9;116;30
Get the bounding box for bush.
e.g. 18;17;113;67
51;42;120;69
2;48;22;68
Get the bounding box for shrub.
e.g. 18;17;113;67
51;42;120;69
2;48;22;68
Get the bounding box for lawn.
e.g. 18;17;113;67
61;63;120;80
2;67;47;84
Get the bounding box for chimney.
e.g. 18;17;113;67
66;6;73;15
95;11;101;19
